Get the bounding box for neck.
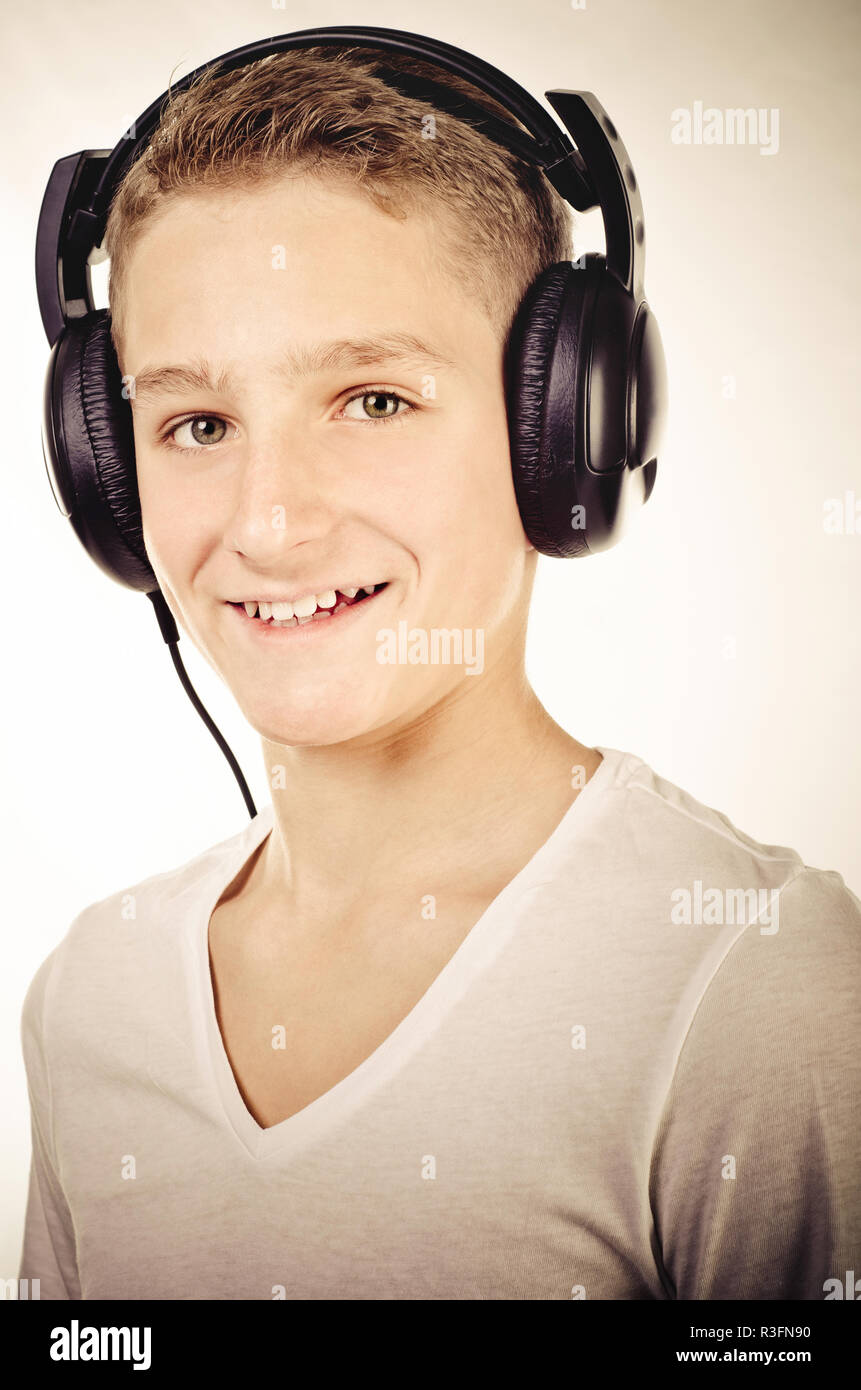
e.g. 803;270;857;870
247;650;599;924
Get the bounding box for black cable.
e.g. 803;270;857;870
146;590;258;820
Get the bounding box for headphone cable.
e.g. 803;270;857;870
146;590;258;820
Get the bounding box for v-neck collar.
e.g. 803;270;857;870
190;746;625;1162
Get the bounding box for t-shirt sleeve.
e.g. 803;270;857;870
649;866;861;1300
18;949;81;1300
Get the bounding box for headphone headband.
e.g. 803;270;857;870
36;24;648;347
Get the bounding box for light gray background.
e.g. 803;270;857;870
2;0;858;1284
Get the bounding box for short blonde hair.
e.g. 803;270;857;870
104;43;575;369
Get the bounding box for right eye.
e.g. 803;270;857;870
163;416;234;453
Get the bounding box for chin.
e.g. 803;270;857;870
241;692;387;750
256;721;374;750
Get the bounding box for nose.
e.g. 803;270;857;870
221;424;337;564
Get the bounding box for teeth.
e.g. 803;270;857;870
238;583;384;621
292;593;318;618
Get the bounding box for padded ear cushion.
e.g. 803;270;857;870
505;262;598;558
52;311;156;591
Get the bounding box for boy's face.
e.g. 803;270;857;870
122;173;536;747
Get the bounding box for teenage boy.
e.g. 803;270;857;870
20;42;861;1300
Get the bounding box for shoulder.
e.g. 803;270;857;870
648;862;861;1298
668;862;861;1082
20;807;273;1060
595;746;861;1032
560;748;848;960
664;865;861;1071
585;749;861;1099
595;746;810;877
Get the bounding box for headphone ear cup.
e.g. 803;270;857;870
505;262;593;557
45;311;157;591
506;258;665;558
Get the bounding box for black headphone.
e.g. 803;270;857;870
35;24;668;816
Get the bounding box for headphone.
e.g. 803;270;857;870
35;24;668;817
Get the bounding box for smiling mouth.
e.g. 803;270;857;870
228;584;389;628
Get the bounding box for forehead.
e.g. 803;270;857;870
120;173;494;373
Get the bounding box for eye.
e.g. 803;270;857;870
340;389;414;425
159;390;417;454
163;416;232;453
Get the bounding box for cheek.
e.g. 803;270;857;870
407;472;527;628
418;421;520;572
453;401;515;521
407;402;514;527
135;447;209;577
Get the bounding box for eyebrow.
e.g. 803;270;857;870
130;333;456;404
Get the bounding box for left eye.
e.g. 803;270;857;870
342;390;410;423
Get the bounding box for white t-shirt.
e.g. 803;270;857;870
18;745;861;1300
